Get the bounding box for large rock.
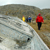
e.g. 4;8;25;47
0;15;49;50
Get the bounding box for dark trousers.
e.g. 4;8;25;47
37;22;42;30
26;18;28;22
29;20;31;23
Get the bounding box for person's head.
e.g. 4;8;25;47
23;15;24;17
29;16;30;17
38;13;41;16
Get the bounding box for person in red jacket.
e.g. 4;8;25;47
36;13;44;30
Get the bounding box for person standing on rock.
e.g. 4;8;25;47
22;15;25;22
36;13;44;30
28;16;32;23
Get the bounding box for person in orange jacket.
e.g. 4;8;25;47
22;15;25;22
36;13;44;30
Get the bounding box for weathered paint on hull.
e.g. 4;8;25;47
0;15;50;50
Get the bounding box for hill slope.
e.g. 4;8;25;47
0;4;42;18
0;4;50;19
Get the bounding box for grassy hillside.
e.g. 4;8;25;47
28;20;50;49
0;4;41;18
0;4;50;20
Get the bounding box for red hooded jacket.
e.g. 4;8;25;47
36;14;44;22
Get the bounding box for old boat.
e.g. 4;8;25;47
0;15;50;50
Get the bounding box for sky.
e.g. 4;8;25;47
0;0;50;9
